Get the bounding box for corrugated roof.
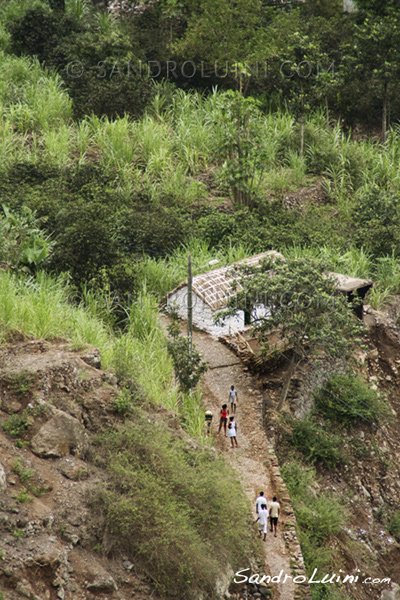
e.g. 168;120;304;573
328;273;373;293
167;251;284;311
166;254;374;313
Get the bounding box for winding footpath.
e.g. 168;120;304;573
193;329;311;600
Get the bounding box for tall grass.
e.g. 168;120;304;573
2;52;400;216
0;272;205;438
136;240;254;298
281;460;347;600
0;272;114;360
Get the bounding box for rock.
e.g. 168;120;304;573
81;349;101;370
61;530;80;545
215;567;234;598
86;575;118;592
381;583;400;599
57;588;65;600
31;410;87;458
59;458;88;481
7;401;22;413
35;548;62;569
0;461;6;491
16;580;33;598
123;560;134;572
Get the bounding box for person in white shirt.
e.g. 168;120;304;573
254;504;269;541
227;416;238;448
255;491;267;515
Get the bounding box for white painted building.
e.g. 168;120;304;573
166;251;283;338
343;0;357;11
165;252;373;338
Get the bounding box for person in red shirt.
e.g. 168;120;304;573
218;404;229;436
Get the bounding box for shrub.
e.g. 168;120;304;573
113;388;135;415
7;7;81;66
166;314;207;393
94;415;256;598
287;417;346;469
313;372;383;427
2;413;29;437
280;461;347;600
0;204;54;272
388;513;400;542
353;189;400;257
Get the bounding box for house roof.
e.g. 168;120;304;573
166;253;374;313
328;273;373;293
167;251;284;311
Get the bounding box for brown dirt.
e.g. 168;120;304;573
193;329;305;600
0;339;164;600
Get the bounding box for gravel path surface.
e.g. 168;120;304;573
193;329;297;600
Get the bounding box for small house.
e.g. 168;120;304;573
166;251;283;338
166;252;373;338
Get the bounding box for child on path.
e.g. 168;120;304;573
255;491;267;515
254;503;269;542
229;385;238;414
227;416;238;448
218;404;229;436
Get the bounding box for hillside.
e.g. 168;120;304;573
2;1;400;600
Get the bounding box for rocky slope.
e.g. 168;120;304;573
262;306;400;600
0;338;163;600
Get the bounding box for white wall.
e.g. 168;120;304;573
167;287;246;338
343;0;357;11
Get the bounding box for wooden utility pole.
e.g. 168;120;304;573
187;253;193;355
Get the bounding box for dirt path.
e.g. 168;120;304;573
193;330;297;600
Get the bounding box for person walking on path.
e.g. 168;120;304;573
205;411;213;436
218;404;229;436
269;496;280;537
255;491;267;515
254;503;269;542
229;385;238;414
227;416;239;448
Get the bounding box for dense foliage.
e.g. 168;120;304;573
94;414;255;598
1;1;400;598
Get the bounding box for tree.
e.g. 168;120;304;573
175;0;267;89
49;0;65;11
166;313;207;393
341;10;400;140
0;205;54;273
221;256;364;410
216;91;268;208
353;0;397;15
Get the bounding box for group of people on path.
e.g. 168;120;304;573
218;385;239;448
254;491;280;541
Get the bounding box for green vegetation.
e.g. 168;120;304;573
222;255;364;410
281;461;347;600
12;529;24;539
313;372;384;427
1;1;400;598
286;417;346;469
2;413;29;437
12;458;49;497
166;313;207;393
94;413;256;599
12;458;34;483
388;513;400;542
14;486;34;504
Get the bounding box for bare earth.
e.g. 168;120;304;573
193;329;297;600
